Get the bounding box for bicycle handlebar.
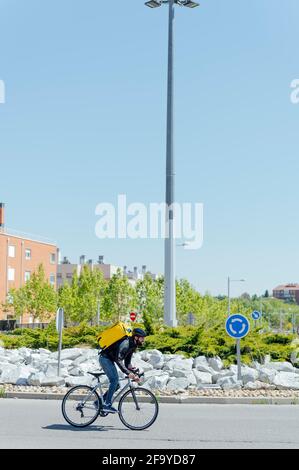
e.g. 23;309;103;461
125;370;144;380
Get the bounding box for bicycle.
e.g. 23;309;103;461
61;370;159;431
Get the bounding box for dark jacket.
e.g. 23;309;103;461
100;336;137;375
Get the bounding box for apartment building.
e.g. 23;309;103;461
0;203;58;321
273;284;299;304
57;255;159;288
124;265;159;285
57;255;121;288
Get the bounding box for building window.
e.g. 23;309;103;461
50;274;55;286
25;271;31;282
8;268;15;281
8;245;15;258
25;249;31;260
50;253;56;264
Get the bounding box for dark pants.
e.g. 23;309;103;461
99;355;120;407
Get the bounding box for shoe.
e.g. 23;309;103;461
101;405;118;414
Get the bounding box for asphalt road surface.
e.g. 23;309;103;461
0;399;299;449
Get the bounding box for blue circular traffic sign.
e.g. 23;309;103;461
251;310;261;321
225;314;250;339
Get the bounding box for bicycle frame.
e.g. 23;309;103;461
79;377;137;408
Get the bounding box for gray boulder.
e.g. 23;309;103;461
193;370;213;385
7;353;23;365
163;358;193;372
241;367;259;385
170;371;197;386
28;372;47;386
68;366;85;377
243;381;267;390
40;376;65;387
267;362;295;373
250;361;262;370
45;364;68;378
0;357;9;373
131;358;154;373
144;369;167;379
80;361;101;374
61;360;73;368
28;354;50;372
212;369;235;384
38;348;51;355
166;377;189;391
18;348;33;361
65;375;95;387
217;376;242;390
263;354;271;365
50;348;82;361
147;353;164;369
0;365;34;385
72;355;89;366
208;356;224;372
273;372;299;390
143;373;169;391
194;356;214;374
163;354;185;362
258;368;277;384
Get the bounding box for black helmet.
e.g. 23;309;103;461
132;328;147;337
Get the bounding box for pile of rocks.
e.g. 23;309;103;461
1;346;299;392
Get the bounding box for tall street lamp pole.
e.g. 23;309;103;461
145;0;199;327
227;277;245;316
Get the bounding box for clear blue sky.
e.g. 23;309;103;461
0;0;298;297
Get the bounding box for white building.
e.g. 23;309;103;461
57;255;159;288
57;255;122;288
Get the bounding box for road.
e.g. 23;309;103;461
0;399;299;449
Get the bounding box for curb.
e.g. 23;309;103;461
2;392;299;405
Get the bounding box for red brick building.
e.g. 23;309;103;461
273;284;299;305
0;203;58;322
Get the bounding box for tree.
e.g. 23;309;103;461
135;274;164;324
176;279;202;325
6;287;28;321
240;292;251;301
59;265;106;324
264;290;269;298
58;277;78;324
9;264;58;322
102;269;136;322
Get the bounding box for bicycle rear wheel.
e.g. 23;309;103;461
118;387;159;430
62;385;100;428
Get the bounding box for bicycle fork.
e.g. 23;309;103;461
130;387;141;411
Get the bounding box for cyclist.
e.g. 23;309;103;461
99;327;147;414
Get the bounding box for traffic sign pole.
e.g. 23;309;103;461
251;311;261;329
56;308;64;377
236;339;242;380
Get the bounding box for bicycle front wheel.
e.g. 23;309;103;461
118;387;159;430
62;385;100;428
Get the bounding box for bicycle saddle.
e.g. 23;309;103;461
87;372;106;378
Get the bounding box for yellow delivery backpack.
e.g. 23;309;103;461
97;322;132;350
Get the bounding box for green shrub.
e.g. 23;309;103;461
263;334;292;345
0;323;296;365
